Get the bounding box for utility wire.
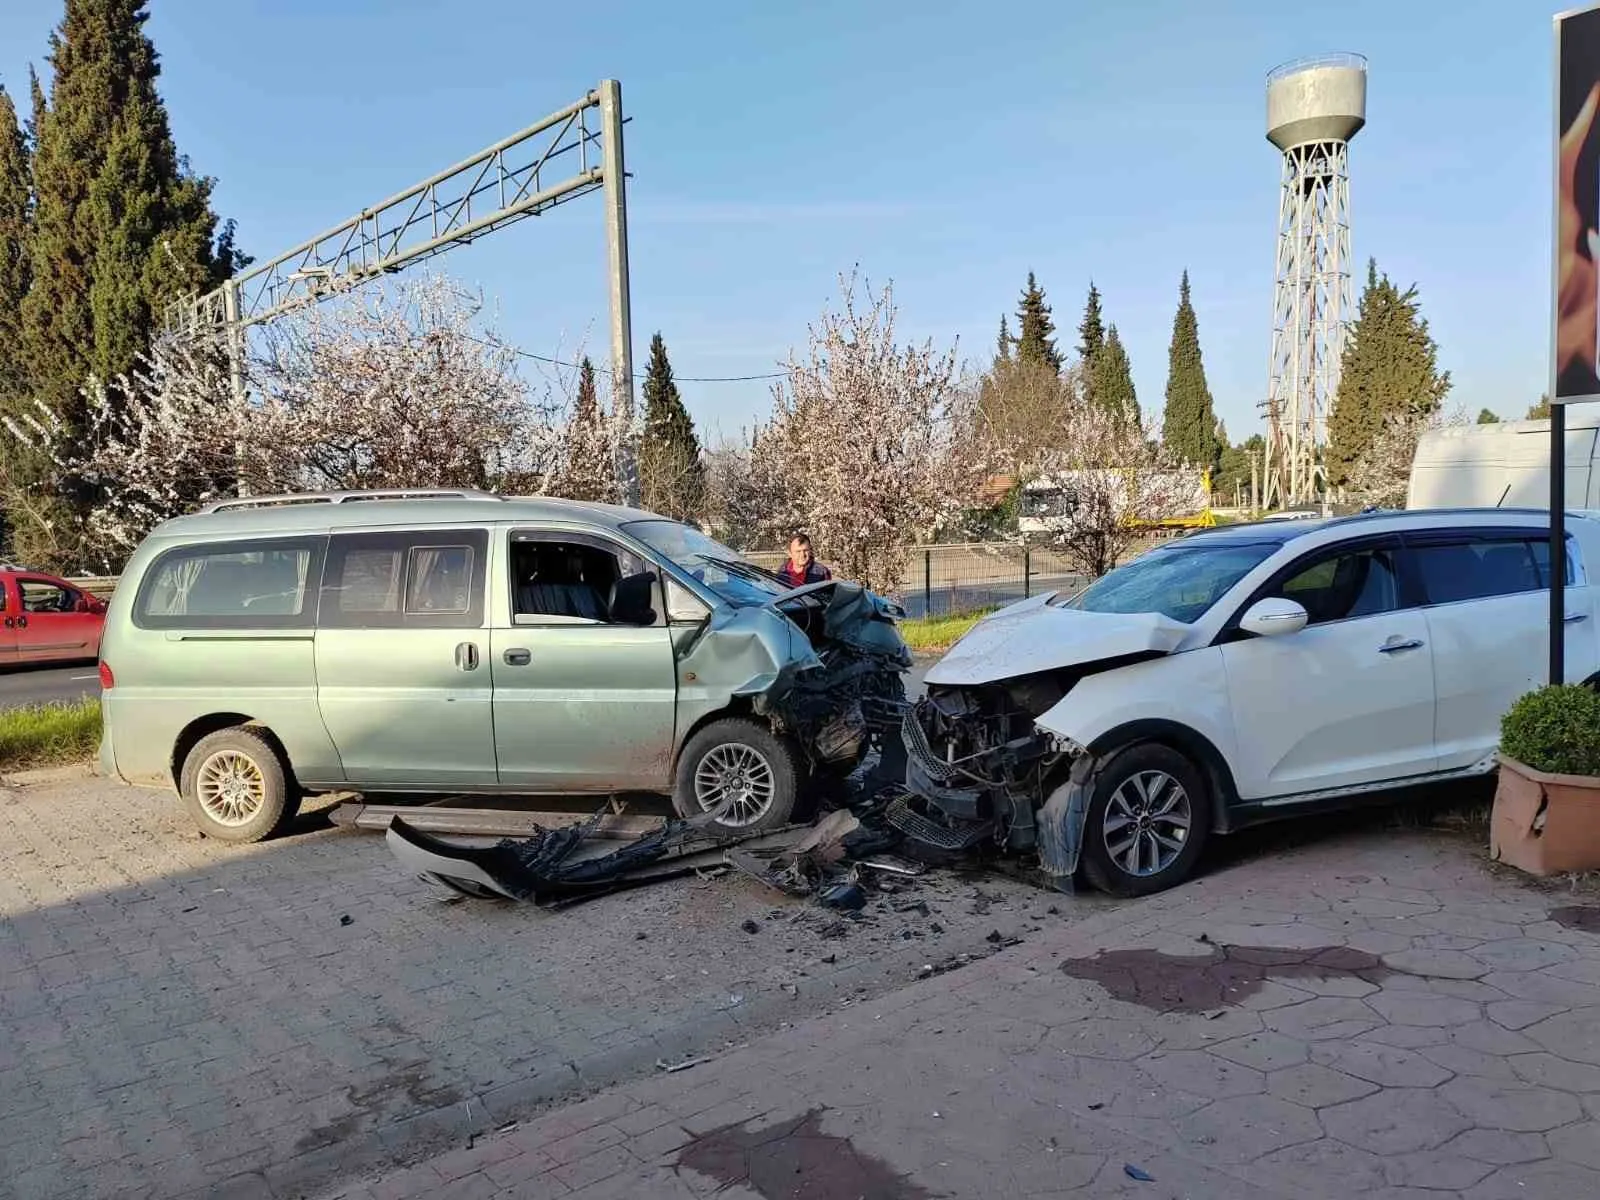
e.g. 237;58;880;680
462;331;785;382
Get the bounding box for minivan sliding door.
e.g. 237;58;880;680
315;527;496;787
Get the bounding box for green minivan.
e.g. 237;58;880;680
99;490;910;842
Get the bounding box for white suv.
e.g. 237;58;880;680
897;509;1600;896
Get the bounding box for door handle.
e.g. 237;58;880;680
453;642;479;671
1566;612;1589;624
1378;638;1424;654
2;617;10;629
15;616;25;629
503;648;531;667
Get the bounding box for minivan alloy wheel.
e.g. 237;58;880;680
693;742;776;826
195;750;268;826
1101;769;1191;877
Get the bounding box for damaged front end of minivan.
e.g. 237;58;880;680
894;594;1190;888
677;579;913;780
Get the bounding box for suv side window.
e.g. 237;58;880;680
508;531;662;627
134;538;326;629
320;529;488;629
1269;544;1402;626
1411;533;1577;606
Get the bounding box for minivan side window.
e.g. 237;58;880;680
319;529;488;629
508;532;662;627
133;538;326;629
1412;534;1578;606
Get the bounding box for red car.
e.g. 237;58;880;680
0;566;108;667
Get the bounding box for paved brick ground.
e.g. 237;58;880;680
0;769;1071;1200
321;826;1600;1200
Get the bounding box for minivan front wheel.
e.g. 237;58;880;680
180;727;298;843
672;717;798;834
1080;743;1210;898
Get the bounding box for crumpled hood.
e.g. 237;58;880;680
923;595;1190;686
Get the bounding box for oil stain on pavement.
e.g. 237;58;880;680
676;1105;938;1199
1058;941;1394;1014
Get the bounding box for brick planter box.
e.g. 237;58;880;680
1491;754;1600;876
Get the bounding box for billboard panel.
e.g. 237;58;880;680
1555;3;1600;403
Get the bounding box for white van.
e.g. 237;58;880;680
1408;411;1600;509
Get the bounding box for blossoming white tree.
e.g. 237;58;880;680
745;271;985;593
5;274;569;569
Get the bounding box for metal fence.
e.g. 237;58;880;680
743;543;1089;619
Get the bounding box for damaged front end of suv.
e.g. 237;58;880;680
894;593;1191;887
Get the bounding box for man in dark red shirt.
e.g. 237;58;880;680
777;532;833;588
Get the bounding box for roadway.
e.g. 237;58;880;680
0;662;101;710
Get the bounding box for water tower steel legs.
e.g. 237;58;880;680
1264;138;1353;508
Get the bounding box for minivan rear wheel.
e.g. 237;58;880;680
180;727;298;843
1080;743;1210;898
672;717;799;834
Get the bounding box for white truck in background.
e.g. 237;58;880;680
1407;409;1600;509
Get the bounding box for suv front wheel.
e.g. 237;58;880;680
1080;742;1211;898
672;717;799;835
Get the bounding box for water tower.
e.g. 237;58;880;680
1260;53;1367;508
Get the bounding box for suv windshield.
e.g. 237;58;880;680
1054;539;1279;624
622;520;789;606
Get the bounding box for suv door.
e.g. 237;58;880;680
1218;534;1438;800
314;528;497;787
491;529;678;791
14;575;100;663
1409;527;1597;772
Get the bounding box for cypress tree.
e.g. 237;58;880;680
0;85;29;414
22;0;237;477
1091;323;1138;426
1014;271;1062;374
1160;271;1220;472
576;356;598;424
639;332;704;520
1077;281;1105;406
1326;259;1451;486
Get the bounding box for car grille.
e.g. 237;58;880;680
902;703;961;783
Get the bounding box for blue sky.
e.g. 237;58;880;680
0;0;1555;446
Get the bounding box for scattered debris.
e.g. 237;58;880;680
634;931;648;940
1124;1163;1155;1182
655;1054;713;1074
820;881;867;911
384;804;808;905
740;918;761;934
339;914;353;927
822;953;838;964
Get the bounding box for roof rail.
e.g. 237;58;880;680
196;488;505;515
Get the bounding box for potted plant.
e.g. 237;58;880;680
1491;684;1600;875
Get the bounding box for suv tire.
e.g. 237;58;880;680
672;717;799;835
1080;742;1210;898
180;727;299;843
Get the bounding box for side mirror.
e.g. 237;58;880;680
1239;596;1308;638
610;571;659;626
663;577;711;625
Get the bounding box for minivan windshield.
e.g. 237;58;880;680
622;520;790;607
1053;539;1279;624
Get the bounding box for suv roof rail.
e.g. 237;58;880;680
195;488;505;515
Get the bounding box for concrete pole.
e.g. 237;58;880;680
599;79;639;508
